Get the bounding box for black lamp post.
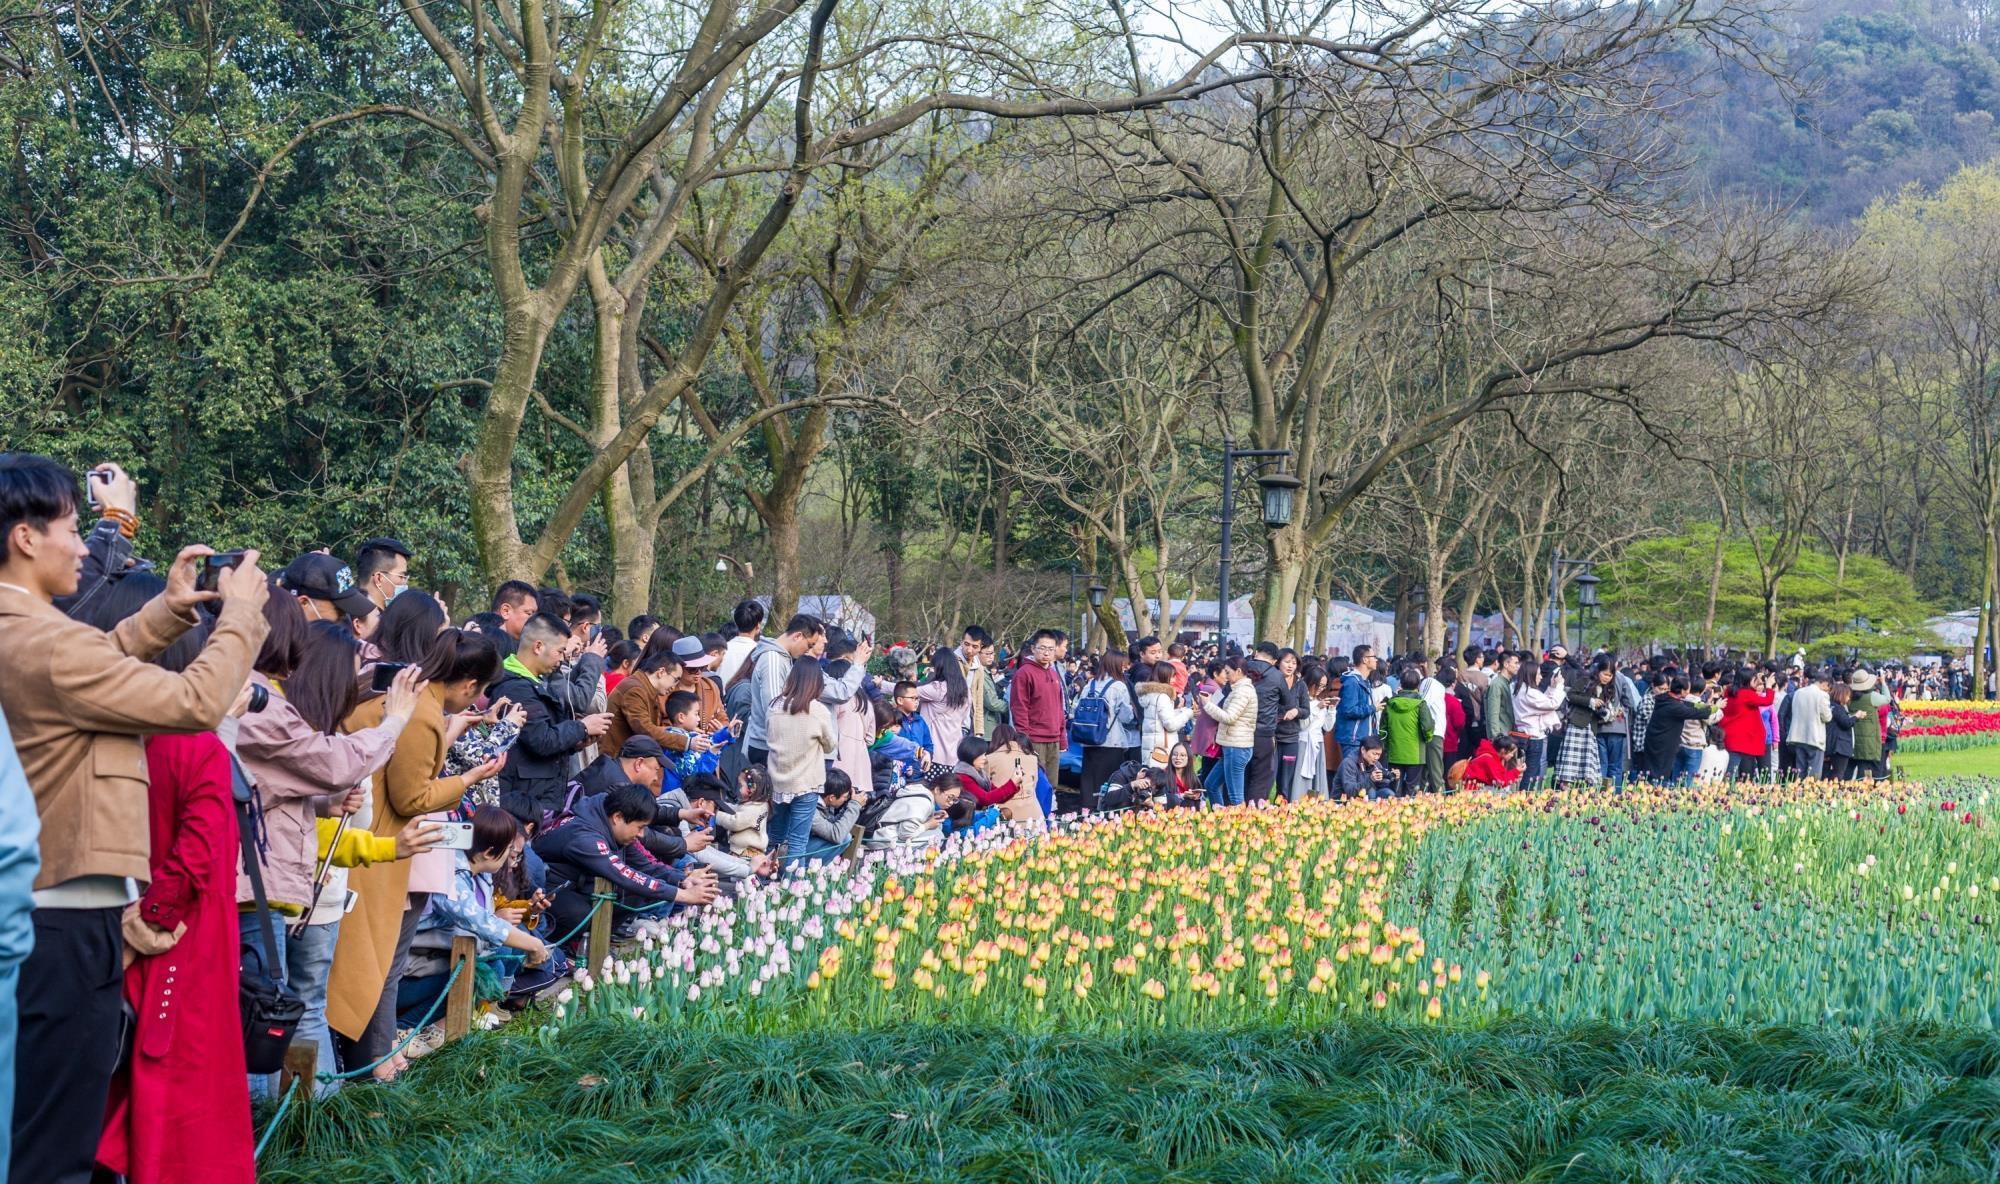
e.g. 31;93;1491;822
1217;439;1298;647
1573;571;1601;653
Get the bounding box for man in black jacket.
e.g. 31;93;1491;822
495;612;612;825
1640;677;1717;786
570;738;715;864
1243;642;1287;803
533;784;718;940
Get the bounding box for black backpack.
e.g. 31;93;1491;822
858;784;931;835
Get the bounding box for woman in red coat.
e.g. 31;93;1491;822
97;728;254;1184
1718;667;1777;783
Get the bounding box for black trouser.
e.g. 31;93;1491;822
1244;734;1277;802
13;906;123;1184
335;892;430;1073
1274;739;1300;802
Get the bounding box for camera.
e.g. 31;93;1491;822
194;550;248;594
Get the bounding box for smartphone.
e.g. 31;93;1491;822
435;821;475;851
194;550;247;594
370;661;411;693
588;624;601;644
85;467;108;511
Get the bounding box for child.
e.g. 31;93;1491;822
662;690;730;788
721;764;770;857
680;774;775;889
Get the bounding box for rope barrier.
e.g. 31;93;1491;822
252;1077;300;1160
319;956;467;1082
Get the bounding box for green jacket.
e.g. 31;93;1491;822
1851;688;1888;761
1380;691;1433;766
1484;676;1515;738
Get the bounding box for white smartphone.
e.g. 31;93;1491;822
436;821;475;851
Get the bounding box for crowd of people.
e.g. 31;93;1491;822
0;451;1941;1183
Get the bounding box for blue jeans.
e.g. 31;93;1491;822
767;792;821;867
287;920;341;1096
1203;746;1250;806
1597;734;1627;789
1521;737;1548;788
1671;746;1704;786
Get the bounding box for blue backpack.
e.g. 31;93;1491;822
1069;678;1112;747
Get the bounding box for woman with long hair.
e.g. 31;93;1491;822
764;658;836;865
327;630;502;1081
912;645;972;765
1511;660;1564;789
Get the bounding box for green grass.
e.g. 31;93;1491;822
1896;748;1999;782
258;1020;2000;1183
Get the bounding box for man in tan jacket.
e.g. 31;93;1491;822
0;453;267;1184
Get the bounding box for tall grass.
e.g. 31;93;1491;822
258;1020;2000;1183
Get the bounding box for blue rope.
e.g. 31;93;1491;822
317;956;468;1082
253;1077;300;1160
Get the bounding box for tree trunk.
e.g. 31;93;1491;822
1255;524;1306;644
1975;526;1994;697
1456;576;1482;656
1763;584;1780;662
767;501;801;624
465;310;556;584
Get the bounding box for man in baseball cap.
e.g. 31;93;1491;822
280;552;378;626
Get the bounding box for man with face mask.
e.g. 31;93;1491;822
353;537;411;613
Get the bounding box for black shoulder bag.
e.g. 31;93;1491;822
232;756;306;1075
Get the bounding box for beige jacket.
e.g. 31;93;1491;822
765;700;836;801
0;585;264;890
1202;680;1258;750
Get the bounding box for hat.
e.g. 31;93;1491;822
619;737;667;761
280;553;377;619
1848;669;1878;692
671;635;712;668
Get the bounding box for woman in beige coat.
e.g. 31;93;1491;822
1198;658;1257;807
326;630;503;1080
764;660;836;867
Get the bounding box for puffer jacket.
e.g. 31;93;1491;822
1136;682;1191;759
234;670;404;912
1202;680;1258;749
863;784;942;853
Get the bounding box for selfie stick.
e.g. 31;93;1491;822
291;813;351;938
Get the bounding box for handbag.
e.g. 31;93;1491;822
233;758;306;1075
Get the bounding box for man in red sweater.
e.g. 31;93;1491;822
1010;630;1067;775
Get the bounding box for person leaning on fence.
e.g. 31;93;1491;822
398;807;552;1028
533;783;719;943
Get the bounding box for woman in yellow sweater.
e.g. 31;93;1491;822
327;630;503;1079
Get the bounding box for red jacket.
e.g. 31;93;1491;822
1010;660;1066;744
958;771;1020;809
1461;739;1520;788
1720;688;1775;756
98;733;254;1184
1442;692;1466;755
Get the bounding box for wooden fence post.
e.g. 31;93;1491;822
587;876;614;972
443;934;478;1043
279;1040;318;1102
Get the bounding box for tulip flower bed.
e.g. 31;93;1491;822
1898;701;2000;752
260;777;2000;1182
